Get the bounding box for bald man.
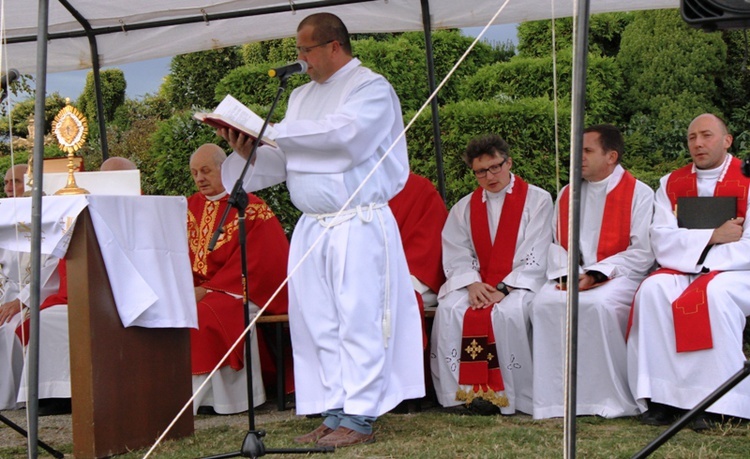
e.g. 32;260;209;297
188;143;290;415
4;164;27;197
627;113;750;430
100;156;137;171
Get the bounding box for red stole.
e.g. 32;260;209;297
557;170;636;261
16;259;68;346
657;158;749;352
456;177;528;406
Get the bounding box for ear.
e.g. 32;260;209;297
606;149;618;165
506;157;513;170
723;133;733;151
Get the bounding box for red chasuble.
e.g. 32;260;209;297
557;171;636;261
658;157;748;352
456;177;529;407
16;259;68;345
187;192;290;375
390;172;448;348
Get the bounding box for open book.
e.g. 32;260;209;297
194;95;278;147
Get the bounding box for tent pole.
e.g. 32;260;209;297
564;1;591;458
420;0;446;201
28;1;51;458
58;0;109;160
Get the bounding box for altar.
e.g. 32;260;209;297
0;195;197;458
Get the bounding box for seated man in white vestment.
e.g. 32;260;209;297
15;157;139;416
0;163;59;410
531;124;654;419
430;134;553;415
628;113;750;431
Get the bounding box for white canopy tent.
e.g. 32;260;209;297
5;1;682;458
3;0;677;74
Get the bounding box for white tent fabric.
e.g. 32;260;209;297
2;0;677;74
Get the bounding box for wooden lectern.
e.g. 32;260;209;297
66;209;194;458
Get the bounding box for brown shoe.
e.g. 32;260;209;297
316;426;375;448
293;424;334;444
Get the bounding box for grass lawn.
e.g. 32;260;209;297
3;402;749;458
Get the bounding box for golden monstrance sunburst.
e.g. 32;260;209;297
52;101;89;195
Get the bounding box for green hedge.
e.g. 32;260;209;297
406;97;569;207
459;50;623;126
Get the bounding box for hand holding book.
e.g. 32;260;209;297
194;94;278;148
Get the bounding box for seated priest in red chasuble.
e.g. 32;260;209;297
431;134;553;416
188;143;290;415
389;171;448;349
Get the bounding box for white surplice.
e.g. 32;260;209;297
222;58;424;417
430;175;553;415
532;166;655;419
628;155;750;418
17;304;71;402
0;250;59;410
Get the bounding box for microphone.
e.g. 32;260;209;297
268;60;308;79
1;69;20;92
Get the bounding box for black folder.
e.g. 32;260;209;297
676;196;736;229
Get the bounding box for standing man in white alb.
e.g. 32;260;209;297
532;124;654;419
430;134;553;416
217;12;423;448
628;113;750;430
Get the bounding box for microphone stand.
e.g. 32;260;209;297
201;77;332;458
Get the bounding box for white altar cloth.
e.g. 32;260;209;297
0;195;197;329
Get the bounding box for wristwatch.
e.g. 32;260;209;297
496;282;510;296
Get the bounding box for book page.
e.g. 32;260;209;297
194;94;279;147
213;95;279;139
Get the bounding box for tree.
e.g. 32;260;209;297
76;68;127;139
0;92;68;139
163;47;243;110
617;9;725;119
517;13;634;58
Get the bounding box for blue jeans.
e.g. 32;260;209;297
321;408;376;435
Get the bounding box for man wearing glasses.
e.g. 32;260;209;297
431;134;553;416
218;12;423;448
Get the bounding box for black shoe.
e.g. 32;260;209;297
196;406;218;416
640;402;679;426
466;397;501;416
690;412;723;432
37;398;71;416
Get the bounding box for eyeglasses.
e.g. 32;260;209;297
473;159;507;178
296;40;335;55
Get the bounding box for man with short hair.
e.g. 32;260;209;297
188;143;289;415
531;124;655;419
628;113;750;430
219;12;423;447
4;164;27;197
430;134;553;416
